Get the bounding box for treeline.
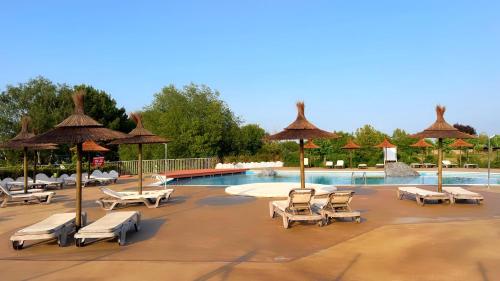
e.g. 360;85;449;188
1;77;499;169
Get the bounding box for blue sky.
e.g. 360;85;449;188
1;1;499;135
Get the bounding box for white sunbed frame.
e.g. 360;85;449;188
269;188;325;229
74;211;141;247
443;186;484;205
312;191;361;224
397;186;451;206
0;185;55;208
95;187;173;210
10;212;87;250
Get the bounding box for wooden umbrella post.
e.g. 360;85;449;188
87;152;91;180
23;147;28;193
299;139;305;189
32;151;37;183
138;143;143;194
437;138;443;192
76;143;83;229
349;150;353;169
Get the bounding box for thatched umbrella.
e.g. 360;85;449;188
374;138;396;165
410;138;433;165
268;102;338;189
110;113;170;194
411;106;475;192
25;91;127;228
449;139;473;167
0;117;57;192
72;140;110;179
342;139;361;168
303;140;319;167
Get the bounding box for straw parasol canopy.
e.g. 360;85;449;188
110;113;170;194
410;105;475;192
450;139;474;167
25;90;128;229
0;117;57;191
410;138;433;165
304;140;320;149
342;139;361;168
268;102;338;188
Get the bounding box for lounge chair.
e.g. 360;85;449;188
74;211;140;247
358;164;368;169
410;163;422;168
10;212;87;250
325;161;334;169
304;158;309;167
108;170;119;183
148;175;173;187
443;186;484;204
269;188;325;229
90;170;115;185
334;160;345;169
442;160;458;168
423;163;436;168
397;186;450;206
463;163;478;169
375;163;384;169
0;184;55;208
35;173;64;189
96;187;173;210
312;191;361;224
64;173;97;187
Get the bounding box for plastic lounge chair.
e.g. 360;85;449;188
423;163;436;168
90;170;115;185
375;163;385;169
108;170;119;183
442;160;457;168
410;163;422;168
334;160;345;169
10;212;87;250
64;174;97;187
312;191;361;223
96;187;173;210
358;164;368;169
443;186;484;204
325;161;334;169
397;186;450;206
35;173;64;189
269;188;325;229
74;211;140;247
304;158;309;167
0;184;55;208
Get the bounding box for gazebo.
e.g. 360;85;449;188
411;106;475;192
268;102;338;189
342;139;361;168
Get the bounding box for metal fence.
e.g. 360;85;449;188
111;158;217;175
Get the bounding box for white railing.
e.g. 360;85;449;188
111;158;217;175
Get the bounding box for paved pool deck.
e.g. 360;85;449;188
1;177;499;280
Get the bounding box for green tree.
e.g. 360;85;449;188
239;124;266;155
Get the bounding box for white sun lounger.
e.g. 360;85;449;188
10;212;87;250
96;187;173;210
312;191;361;224
0;185;55;208
334;160;345;169
358;164;368;169
74;211;141;246
269;188;325;229
443;186;484;204
397;186;451;206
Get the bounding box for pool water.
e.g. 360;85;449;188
168;170;500;186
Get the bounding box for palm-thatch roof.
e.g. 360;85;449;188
411;106;475;139
24;91;127;144
0;116;57;150
449;139;474;148
109;113;170;145
410;138;433;148
342;139;361;150
70;140;110;152
267;102;338;140
374;138;396;148
304;140;320;149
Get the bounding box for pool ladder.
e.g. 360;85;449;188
351;172;367;185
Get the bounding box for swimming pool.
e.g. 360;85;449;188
168;170;500;186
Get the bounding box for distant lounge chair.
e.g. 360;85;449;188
96;187;173;210
10;212;87;250
463;163;478;169
423;163;436;168
90;170;115;185
35;173;63;189
375;163;385;169
74;211;140;247
443;186;484;204
64;173;98;187
334;160;345;169
397;186;450;206
0;185;54;208
269;188;325;229
442;160;458;168
325;161;334;169
358;164;368;169
410;163;422;168
304;158;309;167
312;191;361;224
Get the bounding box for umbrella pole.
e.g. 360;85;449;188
350;150;353;169
437;138;443;192
76;143;83;229
23;147;28;194
459;149;462;167
33;150;37;184
299;139;305;189
138;143;143;194
88;152;91;180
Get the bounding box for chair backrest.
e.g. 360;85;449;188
35;173;50;181
287;188;315;209
69;174;76;178
442;160;451;165
304;158;309;166
91;170;103;177
336;160;344;166
327;191;354;207
1;178;14;185
109;170;119;178
0;184;11;196
100;187;123;199
15;177;32;182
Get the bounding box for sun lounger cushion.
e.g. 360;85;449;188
78;211;139;234
398;186;443;197
15;213;76;235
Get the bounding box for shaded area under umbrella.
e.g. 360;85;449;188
342;139;361;168
449;139;473;167
24;91;127;229
0;117;57;192
410;106;475;192
268;102;338;189
410;138;433;165
110;113;170;195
